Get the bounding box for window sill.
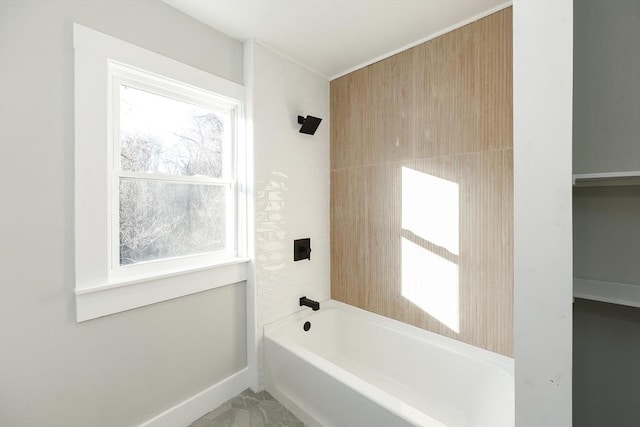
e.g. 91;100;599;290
75;258;250;322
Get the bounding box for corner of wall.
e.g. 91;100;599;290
513;1;573;426
243;38;260;392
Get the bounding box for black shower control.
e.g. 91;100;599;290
294;238;311;261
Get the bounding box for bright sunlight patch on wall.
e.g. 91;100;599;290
401;167;460;333
401;167;459;255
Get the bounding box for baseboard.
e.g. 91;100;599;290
139;368;249;427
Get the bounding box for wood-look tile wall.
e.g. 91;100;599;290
330;8;513;356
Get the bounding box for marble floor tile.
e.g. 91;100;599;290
189;388;305;427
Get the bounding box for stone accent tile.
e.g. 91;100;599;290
191;389;302;427
282;407;298;421
278;420;304;427
240;388;263;400
258;400;286;425
202;402;232;420
231;394;261;411
190;416;212;427
248;410;265;427
209;408;236;427
262;391;277;402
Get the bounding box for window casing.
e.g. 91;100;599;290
74;24;248;321
109;63;241;281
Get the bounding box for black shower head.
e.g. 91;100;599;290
297;115;322;135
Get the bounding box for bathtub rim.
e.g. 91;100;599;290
264;299;514;375
264;299;514;426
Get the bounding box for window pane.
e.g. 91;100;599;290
119;179;227;265
119;85;229;178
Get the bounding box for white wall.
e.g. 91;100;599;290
572;0;640;294
572;2;640;425
573;299;640;427
573;0;640;174
513;1;573;426
0;1;247;426
245;41;331;389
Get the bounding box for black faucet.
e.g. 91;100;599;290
299;296;320;311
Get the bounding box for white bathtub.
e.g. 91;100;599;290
264;300;514;427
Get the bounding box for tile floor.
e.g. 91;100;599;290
189;388;305;427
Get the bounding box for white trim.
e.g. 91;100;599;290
243;40;260;392
572;170;640;187
75;257;250;295
118;171;233;186
109;63;242;280
110;247;241;283
330;1;513;81
574;277;640;308
513;1;573;425
74;23;248;321
110;61;242;112
76;260;248;322
138;368;249;427
74;24;244;100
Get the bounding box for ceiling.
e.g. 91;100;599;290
164;0;509;80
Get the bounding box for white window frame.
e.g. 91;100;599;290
74;24;248;322
109;64;239;278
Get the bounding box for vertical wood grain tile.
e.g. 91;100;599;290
367;50;416;165
363;163;402;319
331;167;367;305
413;23;479;159
330;68;370;170
330;8;513;356
477;8;513;151
473;148;513;355
402;154;477;343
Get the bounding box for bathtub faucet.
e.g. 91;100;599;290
300;296;320;311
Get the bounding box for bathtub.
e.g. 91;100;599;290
264;300;514;427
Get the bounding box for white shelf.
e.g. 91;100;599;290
574;277;640;308
573;171;640;187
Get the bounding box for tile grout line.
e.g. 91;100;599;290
330;146;513;172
